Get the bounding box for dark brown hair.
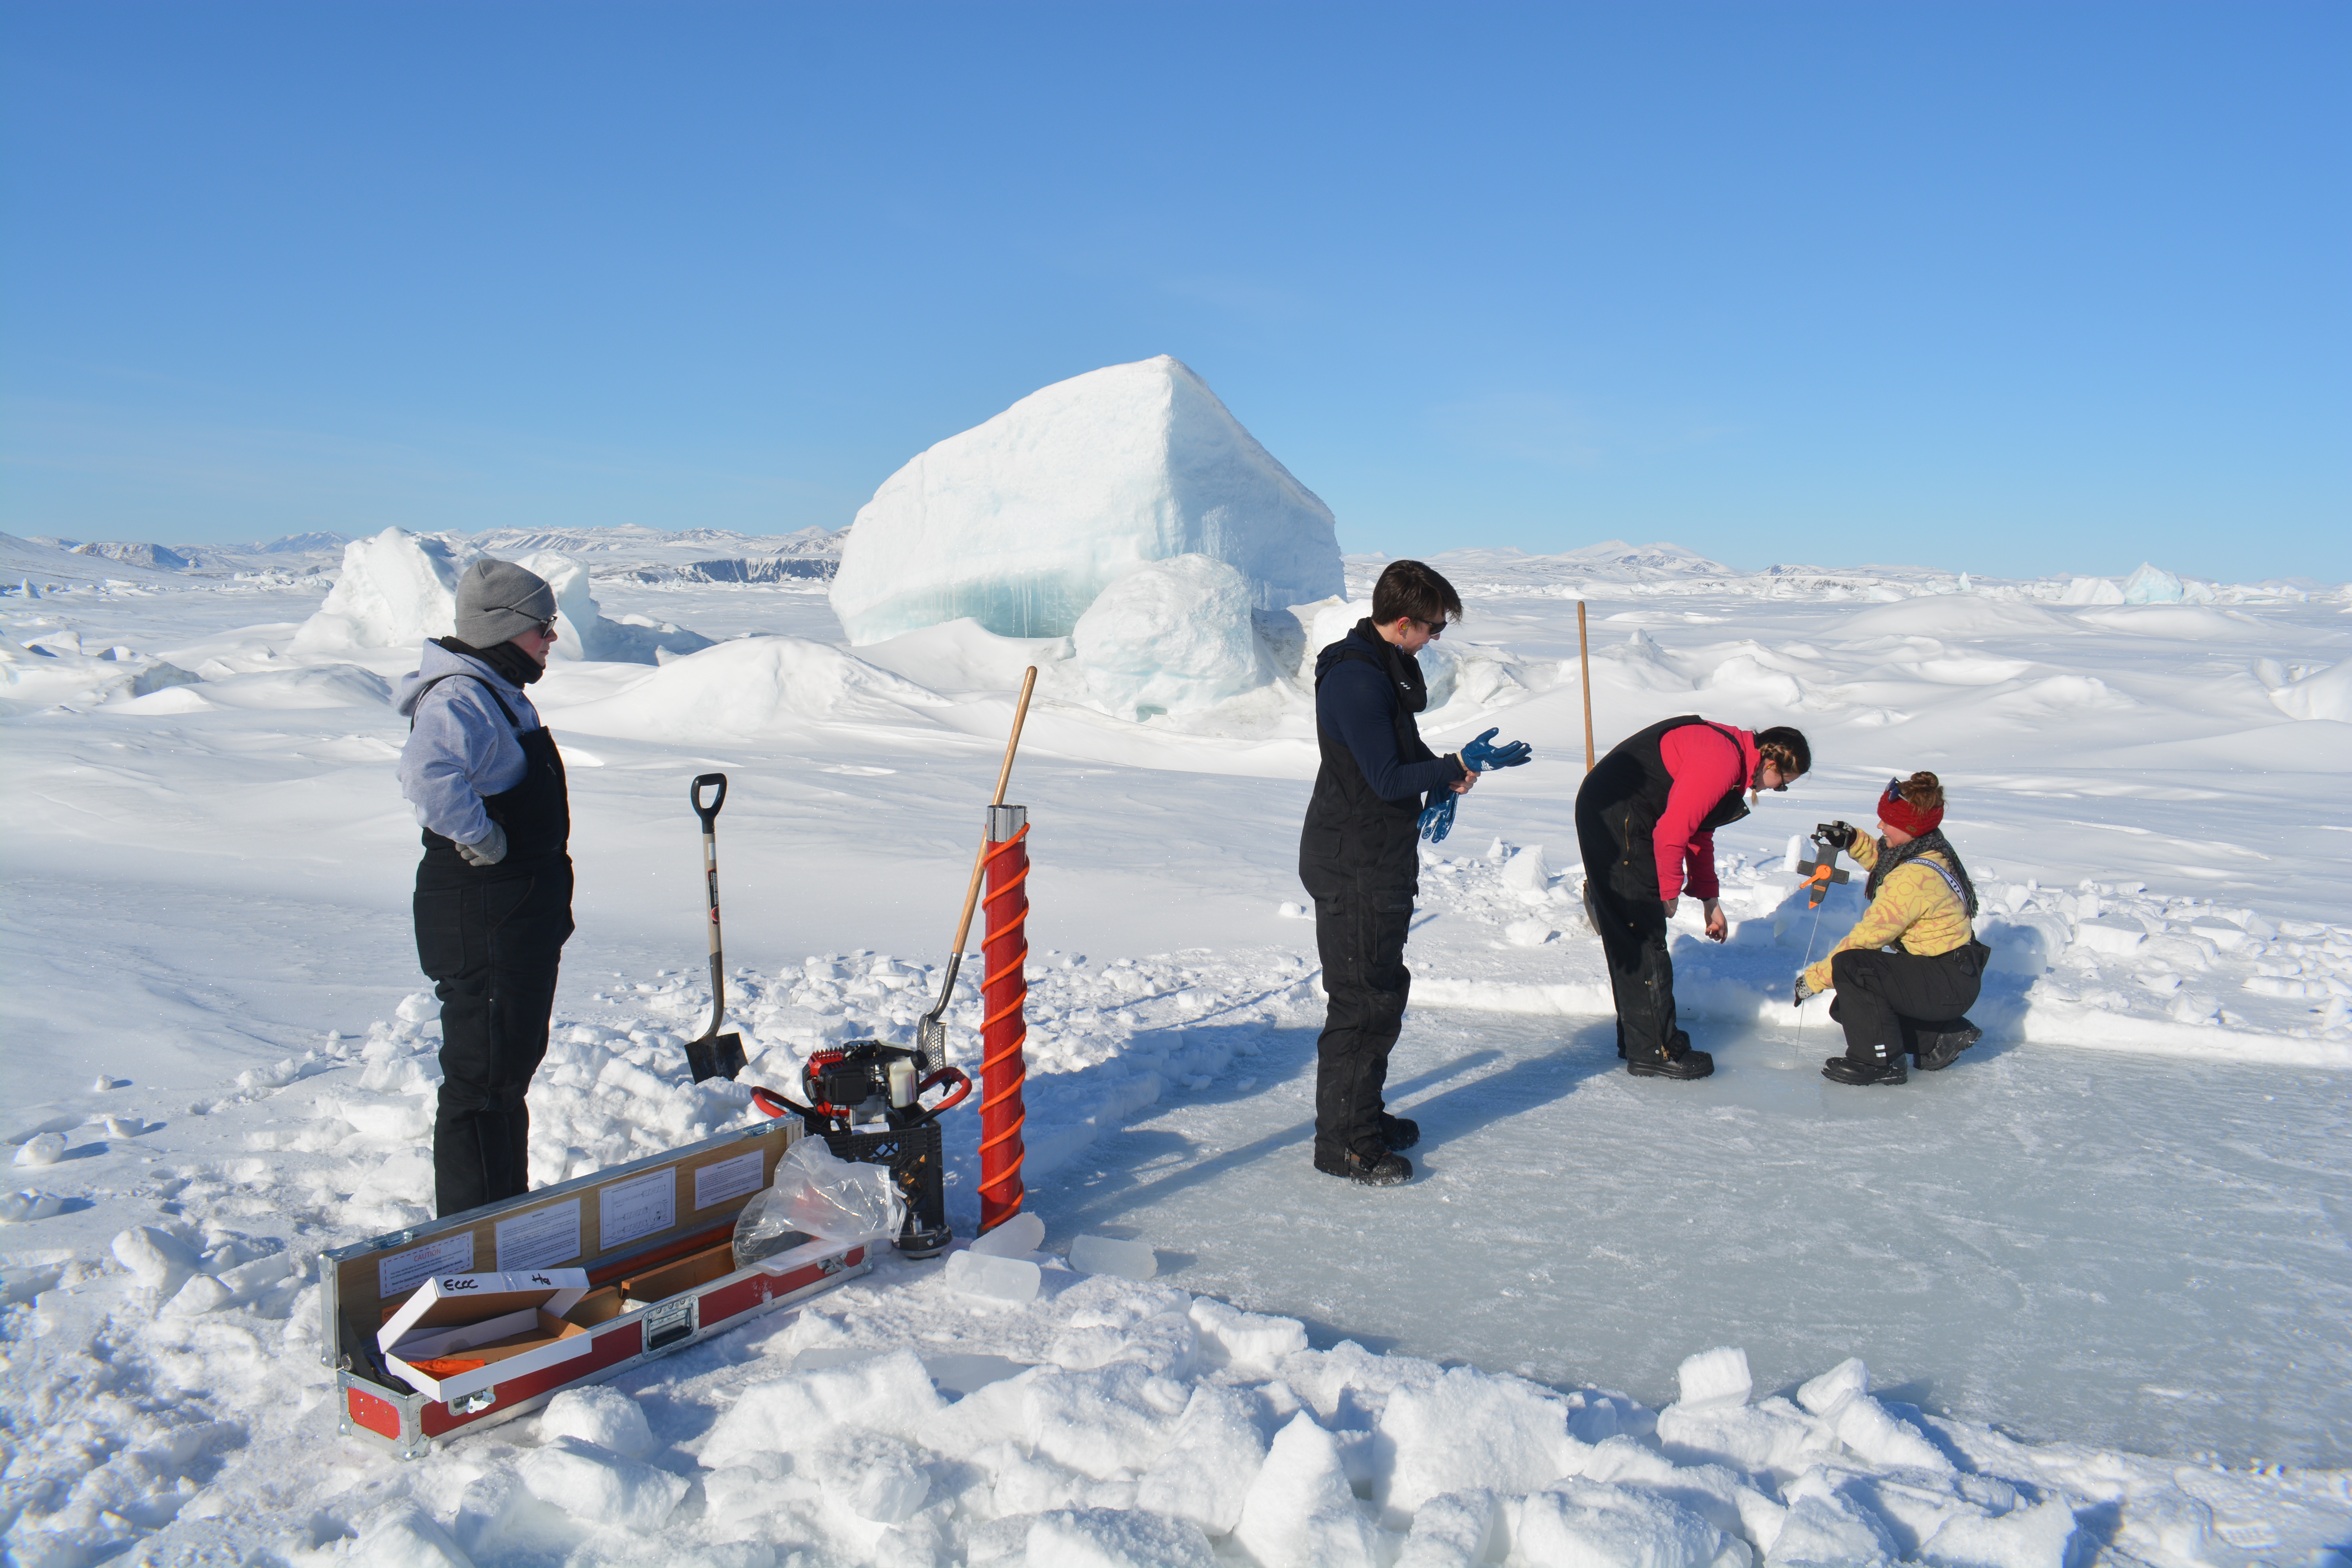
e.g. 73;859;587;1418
1755;725;1810;779
1894;771;1944;811
1371;560;1464;628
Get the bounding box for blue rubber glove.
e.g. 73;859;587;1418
1461;728;1532;771
1417;793;1456;843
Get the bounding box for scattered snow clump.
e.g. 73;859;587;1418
538;1384;655;1457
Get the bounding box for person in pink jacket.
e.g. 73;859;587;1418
1575;715;1811;1078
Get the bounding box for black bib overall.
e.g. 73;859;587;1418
1574;715;1749;1064
1298;628;1442;1162
410;676;574;1218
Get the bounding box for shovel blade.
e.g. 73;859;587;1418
685;1031;747;1083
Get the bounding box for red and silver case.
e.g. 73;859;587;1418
325;1120;867;1459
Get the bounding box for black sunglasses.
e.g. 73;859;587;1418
489;605;557;637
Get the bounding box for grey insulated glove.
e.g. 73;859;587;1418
457;821;509;867
1794;972;1821;1007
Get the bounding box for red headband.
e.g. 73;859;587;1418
1878;779;1943;837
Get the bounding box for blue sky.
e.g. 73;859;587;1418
4;3;2344;580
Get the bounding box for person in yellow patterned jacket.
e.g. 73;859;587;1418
1795;772;1989;1085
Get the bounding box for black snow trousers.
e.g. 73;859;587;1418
415;854;573;1217
1575;797;1685;1062
1829;942;1987;1060
1310;892;1415;1163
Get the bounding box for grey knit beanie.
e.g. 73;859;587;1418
453;558;557;648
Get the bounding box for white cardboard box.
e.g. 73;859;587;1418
378;1267;592;1403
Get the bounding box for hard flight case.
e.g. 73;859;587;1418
323;1118;869;1459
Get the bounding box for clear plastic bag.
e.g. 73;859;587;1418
732;1136;907;1270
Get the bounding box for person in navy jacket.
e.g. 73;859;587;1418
1298;560;1532;1185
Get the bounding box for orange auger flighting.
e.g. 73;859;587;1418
745;666;1039;1256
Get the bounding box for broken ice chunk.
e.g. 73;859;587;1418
943;1249;1042;1303
1797;1356;1868;1416
1674;1345;1752;1410
970;1210;1046;1259
1070;1234;1158;1281
2071;918;2145;955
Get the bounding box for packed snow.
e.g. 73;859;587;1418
829;357;1344;645
3;520;2350;1566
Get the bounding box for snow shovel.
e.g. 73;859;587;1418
914;666;1039;1073
683;773;750;1083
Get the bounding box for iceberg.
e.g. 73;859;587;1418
512;550;713;664
290;529;709;664
830;356;1343;645
1071;554;1272;719
291;527;472;652
2122;562;2187;604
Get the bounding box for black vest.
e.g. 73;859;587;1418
1299;622;1439;896
410;675;572;871
1590;714;1751;846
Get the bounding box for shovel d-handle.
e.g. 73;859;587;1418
691;772;727;832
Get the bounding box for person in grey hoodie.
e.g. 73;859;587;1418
395;559;572;1218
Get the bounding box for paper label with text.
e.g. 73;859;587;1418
378;1232;474;1300
599;1168;677;1251
495;1199;581;1272
694;1150;766;1210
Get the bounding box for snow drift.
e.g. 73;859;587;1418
547;635;954;741
829;356;1343;645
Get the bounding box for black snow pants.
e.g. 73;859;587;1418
415;855;573;1216
1575;794;1687;1063
1829;942;1987;1060
1310;891;1415;1163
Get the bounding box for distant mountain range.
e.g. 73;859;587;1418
5;524;852;590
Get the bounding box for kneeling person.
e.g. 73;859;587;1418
1797;772;1987;1085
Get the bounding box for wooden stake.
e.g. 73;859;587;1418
951;666;1039;961
1578;599;1595;772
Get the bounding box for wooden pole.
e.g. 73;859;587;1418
1578;599;1595;772
949;666;1039;962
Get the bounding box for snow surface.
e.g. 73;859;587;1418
829;357;1343;645
3;534;2350;1564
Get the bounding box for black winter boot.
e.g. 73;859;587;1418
1377;1112;1420;1151
1823;1042;1907;1086
1914;1018;1982;1072
1314;1141;1413;1186
1628;1031;1714;1081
